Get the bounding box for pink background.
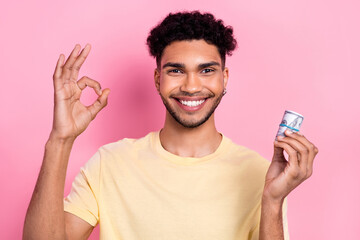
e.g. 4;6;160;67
1;0;359;239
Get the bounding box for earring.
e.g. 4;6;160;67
223;88;227;96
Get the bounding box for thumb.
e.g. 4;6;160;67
88;88;110;120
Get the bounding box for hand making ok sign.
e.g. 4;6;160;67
51;44;110;141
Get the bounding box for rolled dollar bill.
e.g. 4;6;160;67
276;110;304;137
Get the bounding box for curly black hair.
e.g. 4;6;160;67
146;11;237;69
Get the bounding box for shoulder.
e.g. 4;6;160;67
79;132;155;175
98;132;154;156
223;136;270;174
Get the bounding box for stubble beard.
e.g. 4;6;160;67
159;92;224;128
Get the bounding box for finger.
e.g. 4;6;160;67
284;130;319;177
77;76;102;95
277;132;309;175
70;44;91;81
274;140;299;166
274;140;302;180
272;143;287;163
285;130;315;153
87;88;110;120
63;44;81;80
53;54;65;87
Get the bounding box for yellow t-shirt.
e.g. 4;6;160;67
64;132;289;239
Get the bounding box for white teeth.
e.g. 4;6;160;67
179;99;205;107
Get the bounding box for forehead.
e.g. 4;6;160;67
161;40;221;67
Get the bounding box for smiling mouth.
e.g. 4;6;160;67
179;99;205;107
172;96;209;111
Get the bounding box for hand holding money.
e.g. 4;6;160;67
263;111;319;204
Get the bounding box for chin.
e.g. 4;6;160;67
166;104;218;129
174;116;211;128
160;92;224;129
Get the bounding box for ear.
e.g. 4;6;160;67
223;67;229;88
154;68;160;93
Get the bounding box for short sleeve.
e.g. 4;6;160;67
64;151;101;227
250;198;290;240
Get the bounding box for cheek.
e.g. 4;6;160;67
202;76;225;93
159;76;179;93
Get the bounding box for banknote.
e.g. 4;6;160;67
276;110;304;137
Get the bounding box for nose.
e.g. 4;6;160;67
180;73;202;93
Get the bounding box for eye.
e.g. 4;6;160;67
201;68;214;74
168;69;183;74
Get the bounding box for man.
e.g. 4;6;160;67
23;11;318;240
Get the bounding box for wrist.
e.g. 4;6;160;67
262;194;284;210
47;131;76;147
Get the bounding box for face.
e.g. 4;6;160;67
154;40;229;128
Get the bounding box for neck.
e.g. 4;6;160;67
159;112;222;158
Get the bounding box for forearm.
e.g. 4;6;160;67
23;134;75;240
259;196;284;240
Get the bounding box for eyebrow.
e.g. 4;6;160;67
162;62;185;69
162;61;221;69
198;61;221;69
